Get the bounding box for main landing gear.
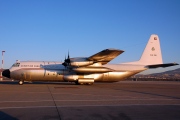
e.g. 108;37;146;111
75;81;93;85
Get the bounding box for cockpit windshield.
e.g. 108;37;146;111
12;63;20;67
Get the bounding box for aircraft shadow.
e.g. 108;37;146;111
0;111;18;120
116;89;180;100
0;81;76;85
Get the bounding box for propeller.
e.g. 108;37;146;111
62;51;71;67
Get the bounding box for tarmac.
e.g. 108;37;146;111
0;80;180;120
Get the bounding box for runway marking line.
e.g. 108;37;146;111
0;98;179;103
1;104;180;110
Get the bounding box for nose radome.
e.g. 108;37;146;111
2;69;10;78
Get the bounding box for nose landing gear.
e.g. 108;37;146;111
19;80;24;85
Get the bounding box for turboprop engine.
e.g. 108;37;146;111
72;67;114;74
63;57;94;67
70;57;94;67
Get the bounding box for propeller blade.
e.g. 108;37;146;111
68;51;70;59
62;51;71;67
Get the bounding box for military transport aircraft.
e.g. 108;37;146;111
2;34;178;85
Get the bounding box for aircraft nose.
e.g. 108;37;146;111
2;69;10;78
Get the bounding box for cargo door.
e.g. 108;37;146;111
44;61;56;81
21;72;26;80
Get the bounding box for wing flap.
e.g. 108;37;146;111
88;49;124;65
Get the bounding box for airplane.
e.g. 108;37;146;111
2;34;179;85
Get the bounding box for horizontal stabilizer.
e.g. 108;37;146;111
146;63;179;69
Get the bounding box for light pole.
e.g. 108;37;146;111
1;51;5;81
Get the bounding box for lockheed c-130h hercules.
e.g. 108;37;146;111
2;34;179;85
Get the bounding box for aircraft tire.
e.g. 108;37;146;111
75;82;84;85
87;83;93;85
19;80;24;85
75;81;93;85
75;81;79;85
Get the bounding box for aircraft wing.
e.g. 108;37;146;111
88;48;124;65
146;63;179;68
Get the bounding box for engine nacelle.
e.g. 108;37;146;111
70;57;94;67
73;67;114;74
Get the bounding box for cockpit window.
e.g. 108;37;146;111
12;63;20;67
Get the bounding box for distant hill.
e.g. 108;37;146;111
135;68;180;80
151;68;180;75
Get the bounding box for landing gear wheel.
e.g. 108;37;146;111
19;80;24;85
87;83;93;85
75;81;78;85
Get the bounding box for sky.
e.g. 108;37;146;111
0;0;180;74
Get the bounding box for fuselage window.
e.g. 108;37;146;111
21;65;33;67
34;65;40;67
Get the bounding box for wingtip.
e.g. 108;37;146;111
106;48;124;52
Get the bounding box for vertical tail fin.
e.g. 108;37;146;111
123;34;163;65
139;34;163;65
